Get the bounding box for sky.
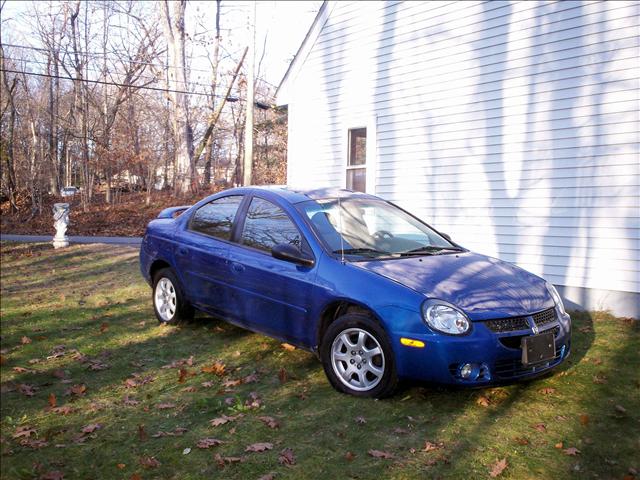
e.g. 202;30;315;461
0;0;323;87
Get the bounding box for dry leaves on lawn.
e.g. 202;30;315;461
18;383;36;397
368;449;394;459
422;441;444;452
139;456;161;468
563;447;581;456
476;395;490;407
197;438;224;449
531;423;547;433
213;453;244;467
13;425;36;438
539;387;556;395
201;361;226;376
245;442;273;453
490;458;508;477
151;427;188;438
258;416;280;429
155;402;176;410
210;414;242;427
279;448;296;466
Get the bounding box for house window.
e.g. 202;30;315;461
346;128;366;192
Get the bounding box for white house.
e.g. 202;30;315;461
276;1;640;318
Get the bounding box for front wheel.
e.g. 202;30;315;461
320;314;398;398
152;268;194;325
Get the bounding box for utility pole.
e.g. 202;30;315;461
243;1;255;186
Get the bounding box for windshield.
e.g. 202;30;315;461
297;198;460;259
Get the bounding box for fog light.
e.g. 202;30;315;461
460;363;473;379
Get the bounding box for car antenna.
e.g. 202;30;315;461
338;194;345;264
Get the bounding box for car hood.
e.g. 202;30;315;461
354;252;554;320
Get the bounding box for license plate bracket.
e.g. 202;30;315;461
521;332;555;366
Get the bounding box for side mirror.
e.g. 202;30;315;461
271;243;315;267
441;233;452;242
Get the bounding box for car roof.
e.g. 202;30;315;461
225;185;380;204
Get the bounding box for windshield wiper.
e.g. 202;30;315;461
400;245;464;256
332;247;393;257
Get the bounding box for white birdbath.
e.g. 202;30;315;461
52;203;70;249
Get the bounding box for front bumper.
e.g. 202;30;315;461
392;310;571;386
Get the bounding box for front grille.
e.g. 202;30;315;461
533;308;557;327
484;308;557;333
494;347;564;379
484;317;529;333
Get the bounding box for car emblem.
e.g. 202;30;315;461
527;316;539;335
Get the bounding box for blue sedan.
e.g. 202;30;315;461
140;187;571;398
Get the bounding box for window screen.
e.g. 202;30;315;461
347;127;366;192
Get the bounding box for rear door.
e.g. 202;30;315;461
173;195;245;318
226;196;317;345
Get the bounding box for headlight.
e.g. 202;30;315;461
422;300;470;335
546;282;566;316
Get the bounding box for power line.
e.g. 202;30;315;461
0;68;227;98
2;42;235;76
0;68;273;109
3;55;225;92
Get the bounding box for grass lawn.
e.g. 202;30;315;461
1;242;638;480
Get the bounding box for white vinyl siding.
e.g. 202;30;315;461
283;0;640;299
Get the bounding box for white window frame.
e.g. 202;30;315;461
344;115;377;195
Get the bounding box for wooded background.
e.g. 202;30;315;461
0;0;287;215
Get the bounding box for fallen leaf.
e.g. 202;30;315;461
139;456;160;468
178;368;187;383
13;366;34;373
138;424;147;441
514;437;529;446
257;474;276;480
0;354;6;365
181;386;197;392
476;395;490;407
345;451;355;461
243;373;259;383
555;442;564;449
490;458;508;477
99;322;109;333
245;442;273;452
201;361;226;376
197;438;224;449
13;425;36;438
21;336;32;344
52;369;66;379
50;405;75;415
278;367;288;384
151;427;187;438
368;449;394;459
259;416;280;429
20;438;49;449
213;453;244;466
122;395;139;406
279;448;296;466
124;374;154;388
539;387;556;395
531;423;547;433
593;373;608;384
81;423;102;434
201;381;215;388
69;384;87;396
422;441;443;452
615;404;627;414
355;416;366;424
18;383;36;397
183;447;191;455
281;343;296;351
116;463;126;469
156;402;176;410
48;393;57;408
579;414;589;425
210;414;241;427
563;447;580;456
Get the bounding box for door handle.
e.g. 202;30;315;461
231;262;245;273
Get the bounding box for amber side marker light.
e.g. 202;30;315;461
400;338;425;348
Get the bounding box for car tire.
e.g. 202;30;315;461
152;268;194;325
321;313;398;398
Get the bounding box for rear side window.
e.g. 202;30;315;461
241;197;302;252
189;195;243;240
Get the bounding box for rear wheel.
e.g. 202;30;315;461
152;268;194;325
321;314;398;398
